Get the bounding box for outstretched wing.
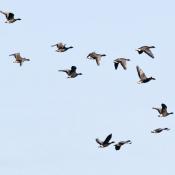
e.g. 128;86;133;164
96;138;103;145
71;66;77;71
95;57;100;66
114;144;121;150
9;53;21;60
7;12;14;20
161;103;168;115
19;61;23;67
120;60;127;70
58;69;70;75
103;134;112;144
161;103;167;109
152;107;161;114
144;48;154;58
0;11;7;16
136;66;147;80
114;62;119;69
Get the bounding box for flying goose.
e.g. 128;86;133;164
152;103;173;117
51;42;73;52
136;66;155;83
114;140;132;151
151;128;170;133
9;53;30;66
113;58;130;70
58;66;82;78
96;134;115;148
87;52;106;66
136;46;155;58
0;11;21;23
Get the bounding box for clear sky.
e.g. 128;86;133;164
1;0;175;175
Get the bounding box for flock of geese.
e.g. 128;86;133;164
1;10;173;153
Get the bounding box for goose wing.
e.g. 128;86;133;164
120;59;127;70
71;66;77;71
58;69;70;75
0;11;7;16
161;103;167;109
7;12;14;20
136;66;147;80
154;128;162;132
114;144;121;150
103;134;112;144
161;104;168;115
9;53;21;60
114;62;119;69
144;47;154;58
96;138;103;145
95;57;101;66
19;61;23;66
0;11;14;19
113;59;119;69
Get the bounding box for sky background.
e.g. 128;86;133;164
1;0;175;174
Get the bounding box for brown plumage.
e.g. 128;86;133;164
136;66;155;83
136;46;155;58
113;58;130;70
51;42;73;52
152;103;173;117
87;52;106;66
9;53;30;66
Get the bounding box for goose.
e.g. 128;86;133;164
58;66;82;78
114;140;132;151
136;46;155;58
152;103;173;117
136;66;155;83
87;52;106;66
51;42;73;52
151;128;170;133
9;53;30;66
96;134;115;148
113;58;130;70
0;11;21;23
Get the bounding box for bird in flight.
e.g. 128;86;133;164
0;11;21;23
136;66;155;83
113;58;130;70
51;42;73;52
9;53;30;66
151;128;170;133
58;66;82;78
152;103;173;117
114;140;132;151
87;52;106;66
96;133;115;148
136;46;155;58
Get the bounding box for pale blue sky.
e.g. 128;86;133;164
0;0;175;175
